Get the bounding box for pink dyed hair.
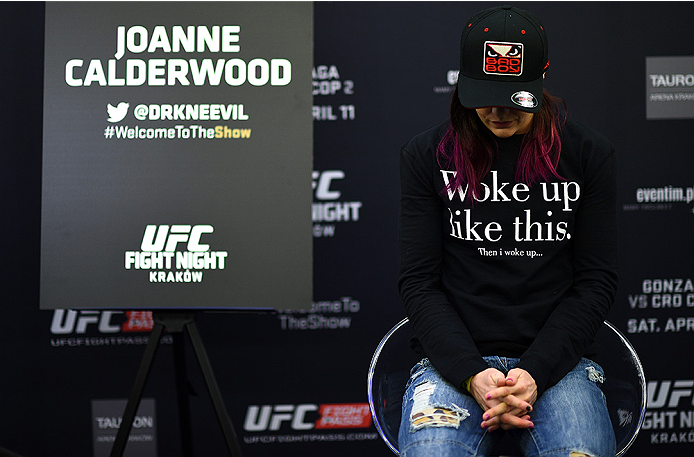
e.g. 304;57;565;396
437;87;567;201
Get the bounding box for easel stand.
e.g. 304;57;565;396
110;311;242;457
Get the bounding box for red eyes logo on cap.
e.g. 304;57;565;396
484;41;523;76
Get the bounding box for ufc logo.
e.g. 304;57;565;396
141;225;213;252
312;170;344;200
51;310;121;334
243;404;318;432
648;380;694;409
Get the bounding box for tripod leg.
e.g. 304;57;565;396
186;321;243;457
172;331;194;456
110;322;165;457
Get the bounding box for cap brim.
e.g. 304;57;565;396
457;74;544;113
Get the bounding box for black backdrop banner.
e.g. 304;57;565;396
2;2;693;456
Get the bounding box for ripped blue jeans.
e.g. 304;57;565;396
399;357;616;457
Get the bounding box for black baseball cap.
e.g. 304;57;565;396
457;5;549;113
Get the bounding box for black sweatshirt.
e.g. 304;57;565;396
398;119;618;396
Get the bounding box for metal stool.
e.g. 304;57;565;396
367;318;646;456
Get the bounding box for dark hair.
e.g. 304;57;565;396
436;86;567;201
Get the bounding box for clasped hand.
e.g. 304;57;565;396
468;367;538;432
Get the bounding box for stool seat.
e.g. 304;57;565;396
367;318;646;456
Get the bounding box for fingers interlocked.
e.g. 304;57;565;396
469;367;538;432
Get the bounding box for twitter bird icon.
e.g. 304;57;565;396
107;102;129;123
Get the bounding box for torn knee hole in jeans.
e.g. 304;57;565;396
569;453;594;457
409;381;470;432
585;366;604;384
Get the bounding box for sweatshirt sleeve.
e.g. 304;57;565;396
398;140;489;389
516;143;618;396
